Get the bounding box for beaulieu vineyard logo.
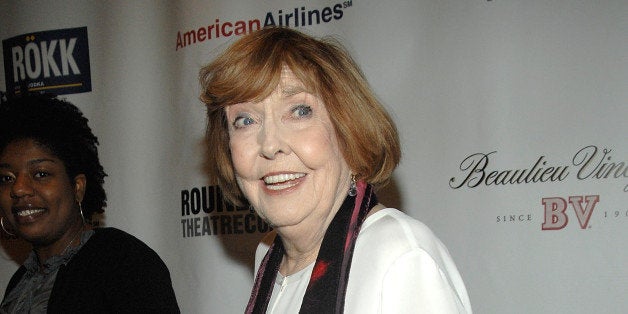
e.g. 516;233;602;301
449;145;627;231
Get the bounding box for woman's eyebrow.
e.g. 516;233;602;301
28;158;57;166
0;159;55;169
281;85;305;97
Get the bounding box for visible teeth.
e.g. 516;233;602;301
267;182;295;191
264;173;305;184
17;209;45;217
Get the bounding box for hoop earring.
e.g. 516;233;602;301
78;202;87;224
1;217;15;236
348;174;357;197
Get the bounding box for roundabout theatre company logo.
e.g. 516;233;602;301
180;185;271;238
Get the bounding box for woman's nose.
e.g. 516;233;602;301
10;175;34;199
258;119;291;159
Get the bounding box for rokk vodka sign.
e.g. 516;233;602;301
2;27;91;96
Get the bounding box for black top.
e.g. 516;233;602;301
3;227;180;313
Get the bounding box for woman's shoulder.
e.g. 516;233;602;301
94;227;140;241
89;227;141;246
80;227;163;261
361;208;438;241
357;208;452;265
352;208;472;313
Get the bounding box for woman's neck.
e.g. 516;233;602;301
279;246;319;276
276;203;386;276
33;221;88;268
277;224;326;276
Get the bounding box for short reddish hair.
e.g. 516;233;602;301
199;27;400;205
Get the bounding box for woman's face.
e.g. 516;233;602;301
226;69;352;230
0;138;85;247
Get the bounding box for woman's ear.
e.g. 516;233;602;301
74;174;87;203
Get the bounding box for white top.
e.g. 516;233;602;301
254;208;473;313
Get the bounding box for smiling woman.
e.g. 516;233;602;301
0;138;84;252
0;93;180;313
199;27;473;313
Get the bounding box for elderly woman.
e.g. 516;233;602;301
0;94;180;313
200;27;472;313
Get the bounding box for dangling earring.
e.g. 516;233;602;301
249;204;255;213
78;202;87;224
348;175;357;196
1;217;15;236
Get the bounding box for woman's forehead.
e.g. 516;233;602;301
278;67;312;95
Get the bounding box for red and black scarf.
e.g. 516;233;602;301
246;181;377;314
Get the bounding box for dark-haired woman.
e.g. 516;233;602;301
0;94;180;313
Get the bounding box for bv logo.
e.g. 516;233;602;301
541;195;599;230
2;26;91;96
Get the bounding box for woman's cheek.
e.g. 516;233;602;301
230;141;252;175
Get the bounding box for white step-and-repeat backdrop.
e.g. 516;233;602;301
1;1;626;313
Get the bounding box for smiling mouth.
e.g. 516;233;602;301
14;208;46;217
263;173;306;191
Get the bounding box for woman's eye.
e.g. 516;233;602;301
34;171;50;179
291;105;312;118
233;115;255;129
0;175;14;184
